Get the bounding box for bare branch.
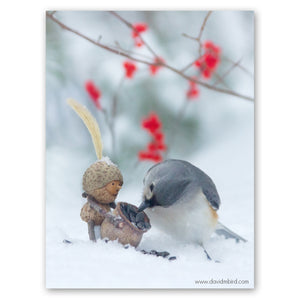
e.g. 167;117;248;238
46;12;253;102
213;58;242;87
181;11;212;71
198;11;213;42
213;72;231;89
46;12;154;66
47;11;56;16
109;11;159;59
181;33;198;42
223;56;254;78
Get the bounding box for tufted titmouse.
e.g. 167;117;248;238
138;159;246;260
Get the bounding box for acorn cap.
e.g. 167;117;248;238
83;161;123;193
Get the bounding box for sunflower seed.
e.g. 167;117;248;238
135;212;144;223
157;251;170;258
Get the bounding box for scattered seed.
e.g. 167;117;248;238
135;212;144;223
119;203;151;231
129;212;136;223
144;222;151;230
63;239;72;244
157;251;170;258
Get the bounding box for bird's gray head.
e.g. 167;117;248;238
137;159;221;212
137;163;192;212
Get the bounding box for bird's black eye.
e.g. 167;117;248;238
112;182;115;185
150;183;154;192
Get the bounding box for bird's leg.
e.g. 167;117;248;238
203;248;212;260
201;244;220;263
88;220;96;242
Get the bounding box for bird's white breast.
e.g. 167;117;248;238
146;192;218;245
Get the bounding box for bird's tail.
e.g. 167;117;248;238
215;222;247;242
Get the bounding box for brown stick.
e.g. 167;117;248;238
87;197;124;228
197;11;213;52
88;220;96;242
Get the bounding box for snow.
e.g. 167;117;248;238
45;10;254;289
46;102;254;289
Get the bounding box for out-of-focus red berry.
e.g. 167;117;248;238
123;61;137;79
186;81;200;100
194;40;221;80
132;23;148;38
85;80;102;110
139;112;166;163
150;57;165;75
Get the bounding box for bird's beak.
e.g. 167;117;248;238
137;200;150;212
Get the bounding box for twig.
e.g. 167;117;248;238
87;197;124;228
213;58;242;87
109;11;159;59
223;56;254;78
111;41;153;61
182;33;198;42
88;220;96;242
197;11;212;53
181;11;212;71
46;12;253;102
47;11;56;16
213;72;231;89
46;12;154;66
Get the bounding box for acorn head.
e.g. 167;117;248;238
83;161;123;194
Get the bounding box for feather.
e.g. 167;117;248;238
67;98;103;160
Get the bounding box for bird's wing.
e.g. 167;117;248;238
201;183;220;210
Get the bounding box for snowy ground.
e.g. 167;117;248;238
46;103;254;289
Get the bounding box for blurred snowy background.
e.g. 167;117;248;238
46;11;254;288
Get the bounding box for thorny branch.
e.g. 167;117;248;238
46;11;253;102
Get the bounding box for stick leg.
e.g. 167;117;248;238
88;220;96;242
201;244;220;263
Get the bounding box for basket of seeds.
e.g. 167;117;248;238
100;202;151;247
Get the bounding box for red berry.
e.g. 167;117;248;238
132;23;148;38
202;68;212;79
123;61;137;79
139;112;166;163
204;53;219;70
150;57;164;75
142;112;162;134
203;40;221;54
85;80;101;110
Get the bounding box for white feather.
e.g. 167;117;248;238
145;191;217;245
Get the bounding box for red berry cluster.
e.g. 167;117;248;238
194;40;221;79
186;80;200;100
121;22;165;78
138;112;167;163
85;80;102;110
150;57;165;76
132;23;148;47
123;61;137;79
